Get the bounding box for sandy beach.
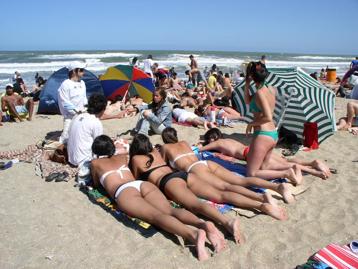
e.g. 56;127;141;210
0;97;357;269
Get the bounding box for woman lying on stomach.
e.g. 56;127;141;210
159;127;292;218
90;135;221;261
129;134;243;245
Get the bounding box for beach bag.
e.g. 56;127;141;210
303;122;319;149
50;144;68;164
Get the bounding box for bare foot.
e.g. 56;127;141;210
286;167;302;186
263;192;277;206
202;221;226;253
196;229;210;261
312;160;331;178
260;203;288;221
225;218;244;244
203;121;208;130
277;183;295;204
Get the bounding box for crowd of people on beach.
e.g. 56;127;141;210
0;54;357;260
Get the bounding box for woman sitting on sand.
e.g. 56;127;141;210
133;88;172;136
159;127;292;218
243;62;302;183
91;135;223;261
129;134;243;245
200;128;332;180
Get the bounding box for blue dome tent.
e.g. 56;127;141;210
37;67;103;114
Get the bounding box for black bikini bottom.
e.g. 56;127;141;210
159;171;188;193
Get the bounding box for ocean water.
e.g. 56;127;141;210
0;50;354;91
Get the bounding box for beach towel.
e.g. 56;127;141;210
312;243;358;269
193;148;313;217
82;186;157;237
172;117;194;127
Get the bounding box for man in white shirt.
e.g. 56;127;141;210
58;62;87;144
143;54;154;78
67;93;107;167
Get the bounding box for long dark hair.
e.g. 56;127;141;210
161;127;178;144
246;61;268;85
152;88;167;113
203;128;223;145
129;134;154;169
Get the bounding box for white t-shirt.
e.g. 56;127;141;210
143;59;153;75
67;113;103;166
58;79;87;119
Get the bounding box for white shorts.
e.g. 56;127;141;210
178;111;197;123
114;180;144;199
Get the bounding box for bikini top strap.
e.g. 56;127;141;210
172;152;195;163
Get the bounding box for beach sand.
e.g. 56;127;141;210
0;98;357;269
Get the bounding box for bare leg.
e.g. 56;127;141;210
142;182;226;252
117;187;210;260
164;178;244;244
187;174;288;221
191;167;266;202
347;102;358;127
25;99;34;121
336;117;349;130
6;101;23;122
207;162;295;203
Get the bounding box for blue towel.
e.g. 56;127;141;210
193;148;287;193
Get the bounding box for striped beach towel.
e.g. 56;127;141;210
313;243;358;269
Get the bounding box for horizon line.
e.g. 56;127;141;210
0;48;356;57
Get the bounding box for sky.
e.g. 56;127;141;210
0;0;357;55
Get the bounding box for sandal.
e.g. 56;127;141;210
329;168;338;174
45;172;61;182
55;171;69;182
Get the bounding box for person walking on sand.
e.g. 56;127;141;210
143;55;154;78
57;62;87;144
189;55;199;86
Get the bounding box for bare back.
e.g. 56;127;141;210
131;150;172;186
161;141;200;171
91;154;134;198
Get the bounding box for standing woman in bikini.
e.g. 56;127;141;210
129;134;243;245
160;127;292;218
91;135;221;261
244;62;302;184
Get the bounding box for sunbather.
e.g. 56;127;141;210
336;101;358;130
172;105;213;129
201;128;331;180
160;127;292;215
129;134;243;244
91;135;220;261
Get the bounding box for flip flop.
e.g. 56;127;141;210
45;172;61;182
55;171;69;182
329;168;338;174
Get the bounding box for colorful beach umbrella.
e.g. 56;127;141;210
100;65;155;103
232;67;336;144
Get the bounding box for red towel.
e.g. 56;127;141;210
313;243;358;269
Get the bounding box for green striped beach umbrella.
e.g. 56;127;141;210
232;67;336;143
